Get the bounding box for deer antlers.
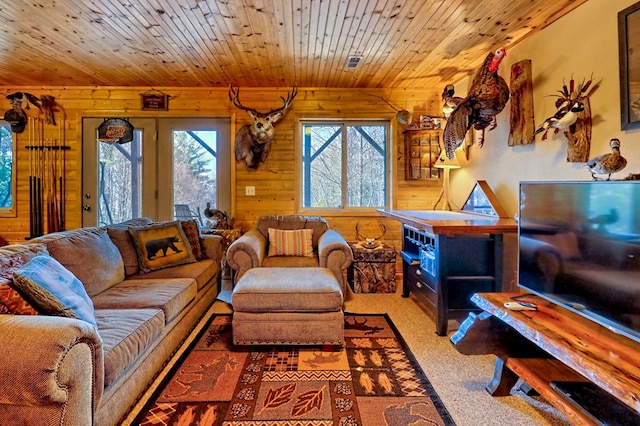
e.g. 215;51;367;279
228;85;298;117
356;222;387;249
229;84;298;169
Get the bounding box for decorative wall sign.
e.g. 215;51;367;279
97;118;134;143
619;2;640;130
140;89;169;111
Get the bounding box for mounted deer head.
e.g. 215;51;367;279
229;85;297;169
355;222;387;249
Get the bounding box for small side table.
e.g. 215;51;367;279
349;242;397;293
202;228;242;281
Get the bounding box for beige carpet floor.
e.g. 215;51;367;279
122;282;571;426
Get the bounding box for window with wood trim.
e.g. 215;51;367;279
0;123;15;217
301;121;389;210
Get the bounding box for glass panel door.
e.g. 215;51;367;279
157;118;231;223
172;129;217;226
82;118;156;226
83;117;230;227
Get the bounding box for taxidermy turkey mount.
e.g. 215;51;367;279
443;47;510;159
229;85;297;169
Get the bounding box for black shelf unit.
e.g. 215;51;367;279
401;224;503;335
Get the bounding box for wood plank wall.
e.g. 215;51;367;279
0;86;443;280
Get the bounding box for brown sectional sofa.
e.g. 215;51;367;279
0;218;223;426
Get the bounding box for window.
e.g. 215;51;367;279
301;121;389;209
0;123;15;216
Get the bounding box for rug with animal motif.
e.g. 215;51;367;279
133;314;455;426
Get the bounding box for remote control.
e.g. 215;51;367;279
504;301;537;311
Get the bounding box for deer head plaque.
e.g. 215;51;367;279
229;85;297;169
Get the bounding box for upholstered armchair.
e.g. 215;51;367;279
226;214;353;292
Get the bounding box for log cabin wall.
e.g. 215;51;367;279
0;86;443;281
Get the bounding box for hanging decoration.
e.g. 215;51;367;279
140;89;169;111
97;118;134;144
508;59;535;146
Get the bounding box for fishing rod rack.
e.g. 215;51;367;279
25;117;68;239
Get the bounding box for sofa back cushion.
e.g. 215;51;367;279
40;228;125;297
257;215;328;249
104;217;154;276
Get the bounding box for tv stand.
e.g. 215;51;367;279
451;293;640;425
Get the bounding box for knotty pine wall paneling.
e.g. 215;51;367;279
0;87;443;282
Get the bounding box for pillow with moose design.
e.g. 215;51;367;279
128;221;196;273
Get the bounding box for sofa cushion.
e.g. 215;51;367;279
0;243;49;264
13;254;97;326
262;256;319;268
95;308;165;388
129;221;196;273
127;258;219;291
106;228;142;277
92;278;197;324
232;267;343;312
105;217;154;276
0;256;40;315
267;228;314;257
180;219;205;260
45;228;125;296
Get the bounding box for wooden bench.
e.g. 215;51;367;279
451;292;640;425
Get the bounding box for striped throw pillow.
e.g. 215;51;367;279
267;228;314;257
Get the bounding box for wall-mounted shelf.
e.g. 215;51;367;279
404;129;442;180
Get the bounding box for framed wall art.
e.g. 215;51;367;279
619;1;640;130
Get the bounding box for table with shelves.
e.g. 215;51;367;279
377;209;517;335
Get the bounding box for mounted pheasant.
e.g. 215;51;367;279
443;48;510;159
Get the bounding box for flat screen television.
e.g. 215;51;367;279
518;181;640;343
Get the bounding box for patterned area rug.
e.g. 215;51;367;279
133;314;455;425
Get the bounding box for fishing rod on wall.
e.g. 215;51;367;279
4;92;70;239
25;118;69;238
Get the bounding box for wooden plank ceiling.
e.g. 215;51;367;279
0;0;587;89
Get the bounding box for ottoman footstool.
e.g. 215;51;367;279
231;267;344;345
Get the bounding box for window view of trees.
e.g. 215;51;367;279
173;130;217;220
0;125;13;210
97;130;216;226
98;136;142;225
302;122;388;209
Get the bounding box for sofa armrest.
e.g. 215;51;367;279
318;229;353;293
200;234;223;262
226;229;267;282
0;315;103;426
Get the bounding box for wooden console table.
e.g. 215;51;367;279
377;209;517;335
451;292;640;425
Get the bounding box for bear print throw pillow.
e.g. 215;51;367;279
129;221;196;273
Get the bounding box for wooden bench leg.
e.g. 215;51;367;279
486;357;519;396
